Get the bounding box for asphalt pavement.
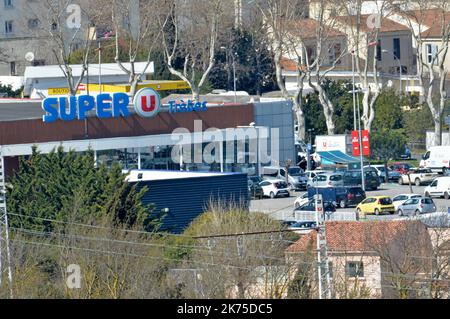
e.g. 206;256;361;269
250;182;450;222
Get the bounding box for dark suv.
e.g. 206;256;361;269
343;170;380;190
335;187;366;208
248;176;264;199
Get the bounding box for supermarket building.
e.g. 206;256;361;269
0;96;295;179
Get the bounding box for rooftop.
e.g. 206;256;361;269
23;62;154;80
125;170;243;182
0;99;44;121
286;220;431;253
335;14;410;33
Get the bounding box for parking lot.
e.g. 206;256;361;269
250;183;450;221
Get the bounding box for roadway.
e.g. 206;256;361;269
250;182;450;222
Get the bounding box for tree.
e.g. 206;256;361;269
36;0;98;96
172;205;299;299
110;0;170;97
398;1;450;146
0;84;22;98
371;129;407;174
160;0;224;101
257;0;309;141
304;80;355;138
6;147;156;232
372;89;404;131
208;28;276;95
336;0;396;132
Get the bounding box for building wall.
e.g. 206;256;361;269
253;100;296;166
328;254;382;298
0;104;256;146
133;173;249;233
0;0;140;76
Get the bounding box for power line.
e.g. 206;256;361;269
7;212;300;243
9;226;293;264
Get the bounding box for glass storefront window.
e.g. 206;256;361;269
96;148;139;169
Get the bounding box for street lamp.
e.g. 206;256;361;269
382;49;402;94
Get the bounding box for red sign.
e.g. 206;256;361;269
352;131;361;156
362;130;370;156
352;131;371;156
78;84;86;91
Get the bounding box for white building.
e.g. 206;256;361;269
23;62;154;99
0;0;139;76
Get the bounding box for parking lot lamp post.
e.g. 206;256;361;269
356;89;366;191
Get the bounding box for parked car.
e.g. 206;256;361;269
307;172;344;188
248;178;264;199
397;197;437;216
392;194;422;211
304;170;327;183
356;196;395;215
343;169;380;190
287;221;318;234
335;186;366;208
259;179;290;199
424;176;450;199
366;165;401;183
398;168;437;186
390;162;413;175
262;166;308;191
294;199;337;214
294;192;310;209
307;186;366;208
280;220;298;227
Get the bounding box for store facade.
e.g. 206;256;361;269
0;98;295;178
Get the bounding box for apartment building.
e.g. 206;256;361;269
0;0;139;76
281;1;450;96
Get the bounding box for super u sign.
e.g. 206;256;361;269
41;87;208;123
133;88;161;118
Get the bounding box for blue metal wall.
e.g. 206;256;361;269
132;173;249;233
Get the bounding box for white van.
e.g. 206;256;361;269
262;166;308;191
420;146;450;174
424;177;450;199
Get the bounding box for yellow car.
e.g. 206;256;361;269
356;196;395;215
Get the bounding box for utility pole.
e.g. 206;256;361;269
314;194;331;299
0;153;13;298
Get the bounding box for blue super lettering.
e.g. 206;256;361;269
58;96;77;121
42;98;59;123
112;93;130;117
96;94;112;118
77;95;95;120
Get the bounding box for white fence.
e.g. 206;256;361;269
279;211;358;222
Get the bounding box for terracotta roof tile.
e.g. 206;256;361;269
335;15;410;33
286;220;430;253
401;9;450;38
288;18;345;39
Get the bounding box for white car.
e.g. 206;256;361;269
398;168;438;186
294;192;310;209
392;194;422;211
259;179;290;199
424;176;450;199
